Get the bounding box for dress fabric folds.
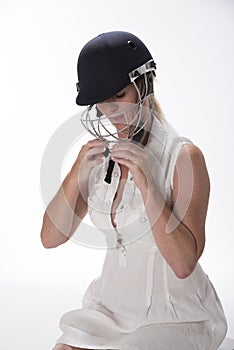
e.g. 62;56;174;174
55;115;227;350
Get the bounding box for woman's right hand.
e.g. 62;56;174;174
40;138;109;249
70;138;109;186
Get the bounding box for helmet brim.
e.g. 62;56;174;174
76;80;130;106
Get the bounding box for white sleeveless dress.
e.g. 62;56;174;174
55;115;227;350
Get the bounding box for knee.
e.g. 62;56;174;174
53;344;73;350
53;344;93;350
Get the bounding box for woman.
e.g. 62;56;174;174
40;31;227;350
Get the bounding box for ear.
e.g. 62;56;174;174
135;73;154;98
135;76;146;97
147;72;154;95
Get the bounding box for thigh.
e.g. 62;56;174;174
117;321;212;350
53;345;96;350
70;348;107;350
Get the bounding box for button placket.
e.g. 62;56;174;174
118;175;135;214
113;174;137;254
115;227;128;267
118;246;128;267
104;166;119;202
145;245;157;317
103;163;127;267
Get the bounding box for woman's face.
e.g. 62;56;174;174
97;83;140;138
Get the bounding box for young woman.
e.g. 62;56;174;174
40;31;227;350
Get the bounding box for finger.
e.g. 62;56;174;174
111;156;133;167
88;157;104;168
83;151;105;167
112;142;143;154
87;145;107;158
110;149;137;161
86;139;109;149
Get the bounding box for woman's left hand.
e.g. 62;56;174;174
110;141;155;193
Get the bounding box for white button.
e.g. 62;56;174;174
117;237;122;245
106;200;111;205
117;245;128;267
140;217;147;223
114;172;119;177
118;250;128;267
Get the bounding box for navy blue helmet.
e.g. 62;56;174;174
76;31;156;106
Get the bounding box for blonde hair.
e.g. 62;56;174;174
136;74;165;124
148;94;165;123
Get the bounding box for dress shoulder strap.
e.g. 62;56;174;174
167;136;193;190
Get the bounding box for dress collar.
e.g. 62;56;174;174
145;114;168;163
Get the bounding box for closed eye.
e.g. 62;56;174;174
115;92;125;98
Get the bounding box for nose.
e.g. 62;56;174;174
98;98;120;116
108;102;119;114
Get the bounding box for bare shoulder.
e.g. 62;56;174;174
177;143;207;164
174;142;210;196
172;142;210;260
174;143;210;182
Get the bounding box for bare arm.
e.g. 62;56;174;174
141;144;210;279
40;139;108;249
110;140;210;278
40;170;87;248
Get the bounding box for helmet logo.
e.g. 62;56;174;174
127;40;137;50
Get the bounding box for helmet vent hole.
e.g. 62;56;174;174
127;40;137;50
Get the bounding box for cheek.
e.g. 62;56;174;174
97;103;119;116
127;89;139;104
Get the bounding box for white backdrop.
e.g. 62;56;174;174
0;0;233;349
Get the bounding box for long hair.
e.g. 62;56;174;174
135;74;165;123
148;93;165;123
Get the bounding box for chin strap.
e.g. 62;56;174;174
104;120;147;184
104;159;115;184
